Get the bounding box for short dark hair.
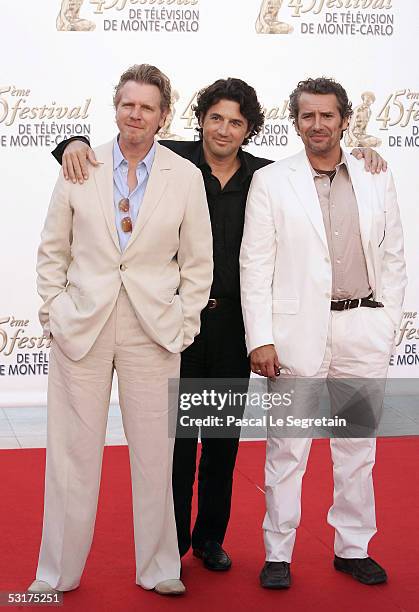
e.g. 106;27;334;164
289;77;353;126
113;64;171;112
193;78;265;146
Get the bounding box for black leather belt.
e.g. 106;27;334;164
331;293;384;311
206;298;240;310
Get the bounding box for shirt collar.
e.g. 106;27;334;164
196;139;251;182
309;148;347;178
113;136;156;174
196;140;209;172
237;147;251;180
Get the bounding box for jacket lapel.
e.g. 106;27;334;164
345;153;373;254
125;142;170;252
287;150;328;248
93;140;121;252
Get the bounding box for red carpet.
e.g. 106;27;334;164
1;438;418;611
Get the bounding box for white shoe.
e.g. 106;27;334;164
27;580;60;594
154;579;186;595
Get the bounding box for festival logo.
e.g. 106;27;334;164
254;100;290;147
377;89;419;148
343;88;419;149
0;85;92;148
390;311;419;368
0;316;50;379
344;91;382;148
57;0;96;31
255;0;395;38
256;0;293;34
56;0;200;33
158;90;186;141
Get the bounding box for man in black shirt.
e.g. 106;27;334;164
51;77;384;572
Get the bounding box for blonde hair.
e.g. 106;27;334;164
113;64;171;112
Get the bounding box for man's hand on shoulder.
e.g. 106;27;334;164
350;147;387;174
250;344;280;379
63;141;100;184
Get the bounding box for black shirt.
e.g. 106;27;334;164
52;137;273;300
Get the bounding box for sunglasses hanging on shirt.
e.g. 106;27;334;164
118;198;132;233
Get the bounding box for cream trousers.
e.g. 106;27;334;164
36;287;180;590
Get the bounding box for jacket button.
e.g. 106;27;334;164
120;264;127;271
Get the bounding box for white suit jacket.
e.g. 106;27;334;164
240;149;407;376
37;141;213;361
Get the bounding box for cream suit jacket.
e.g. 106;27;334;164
37;140;213;361
240;149;407;377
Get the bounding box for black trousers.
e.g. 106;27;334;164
173;300;251;557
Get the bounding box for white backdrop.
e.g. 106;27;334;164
0;0;418;407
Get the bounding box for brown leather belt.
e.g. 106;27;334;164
330;293;384;311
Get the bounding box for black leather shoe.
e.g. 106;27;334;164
334;556;387;585
193;541;232;571
260;561;291;589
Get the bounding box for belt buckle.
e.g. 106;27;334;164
343;299;351;310
208;298;217;310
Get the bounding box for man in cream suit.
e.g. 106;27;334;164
240;77;406;589
29;64;213;596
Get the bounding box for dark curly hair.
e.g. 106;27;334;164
289;77;353;128
193;78;265;146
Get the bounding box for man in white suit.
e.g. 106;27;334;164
29;64;213;596
240;77;406;589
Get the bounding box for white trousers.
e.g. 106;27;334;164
264;306;395;562
36;287;181;590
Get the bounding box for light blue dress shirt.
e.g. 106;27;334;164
113;137;156;251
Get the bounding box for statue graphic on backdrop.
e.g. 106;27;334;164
344;91;382;148
57;0;96;31
255;0;293;34
158;90;186;141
